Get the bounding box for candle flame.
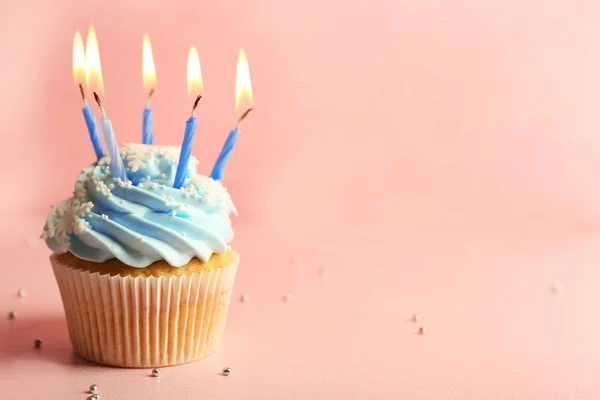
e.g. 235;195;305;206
235;49;253;111
187;45;203;97
73;31;86;86
142;33;156;91
85;25;104;96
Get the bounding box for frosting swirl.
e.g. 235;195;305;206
42;143;237;268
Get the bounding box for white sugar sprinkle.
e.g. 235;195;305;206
181;232;187;237
552;283;563;293
284;294;293;302
240;294;250;302
171;211;176;216
18;289;26;297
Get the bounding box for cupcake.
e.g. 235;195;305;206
41;143;239;367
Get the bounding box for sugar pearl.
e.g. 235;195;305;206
222;367;231;376
552;283;563;293
240;294;250;302
151;368;160;377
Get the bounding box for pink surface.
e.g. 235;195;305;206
2;0;600;398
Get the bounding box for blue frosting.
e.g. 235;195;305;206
42;143;237;268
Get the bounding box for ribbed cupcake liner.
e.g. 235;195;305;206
50;253;239;368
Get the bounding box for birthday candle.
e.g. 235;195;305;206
210;49;254;181
173;96;201;188
94;93;126;181
80;86;105;160
210;110;252;180
173;46;203;189
142;34;156;145
73;31;104;159
142;91;154;145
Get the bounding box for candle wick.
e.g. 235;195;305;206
145;88;155;108
93;92;104;114
191;94;202;115
237;108;254;126
78;83;86;102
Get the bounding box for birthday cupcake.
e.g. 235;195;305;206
42;143;239;367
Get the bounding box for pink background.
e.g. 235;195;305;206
2;0;600;398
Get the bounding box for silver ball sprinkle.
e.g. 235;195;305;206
34;338;42;347
8;311;16;320
89;384;98;393
418;326;427;335
18;289;26;297
222;367;232;376
151;368;160;377
87;396;100;400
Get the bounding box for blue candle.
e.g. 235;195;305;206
94;93;127;181
173;95;201;188
210;109;253;181
79;84;105;160
142;89;155;145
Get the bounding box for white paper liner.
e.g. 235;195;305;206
50;253;239;368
